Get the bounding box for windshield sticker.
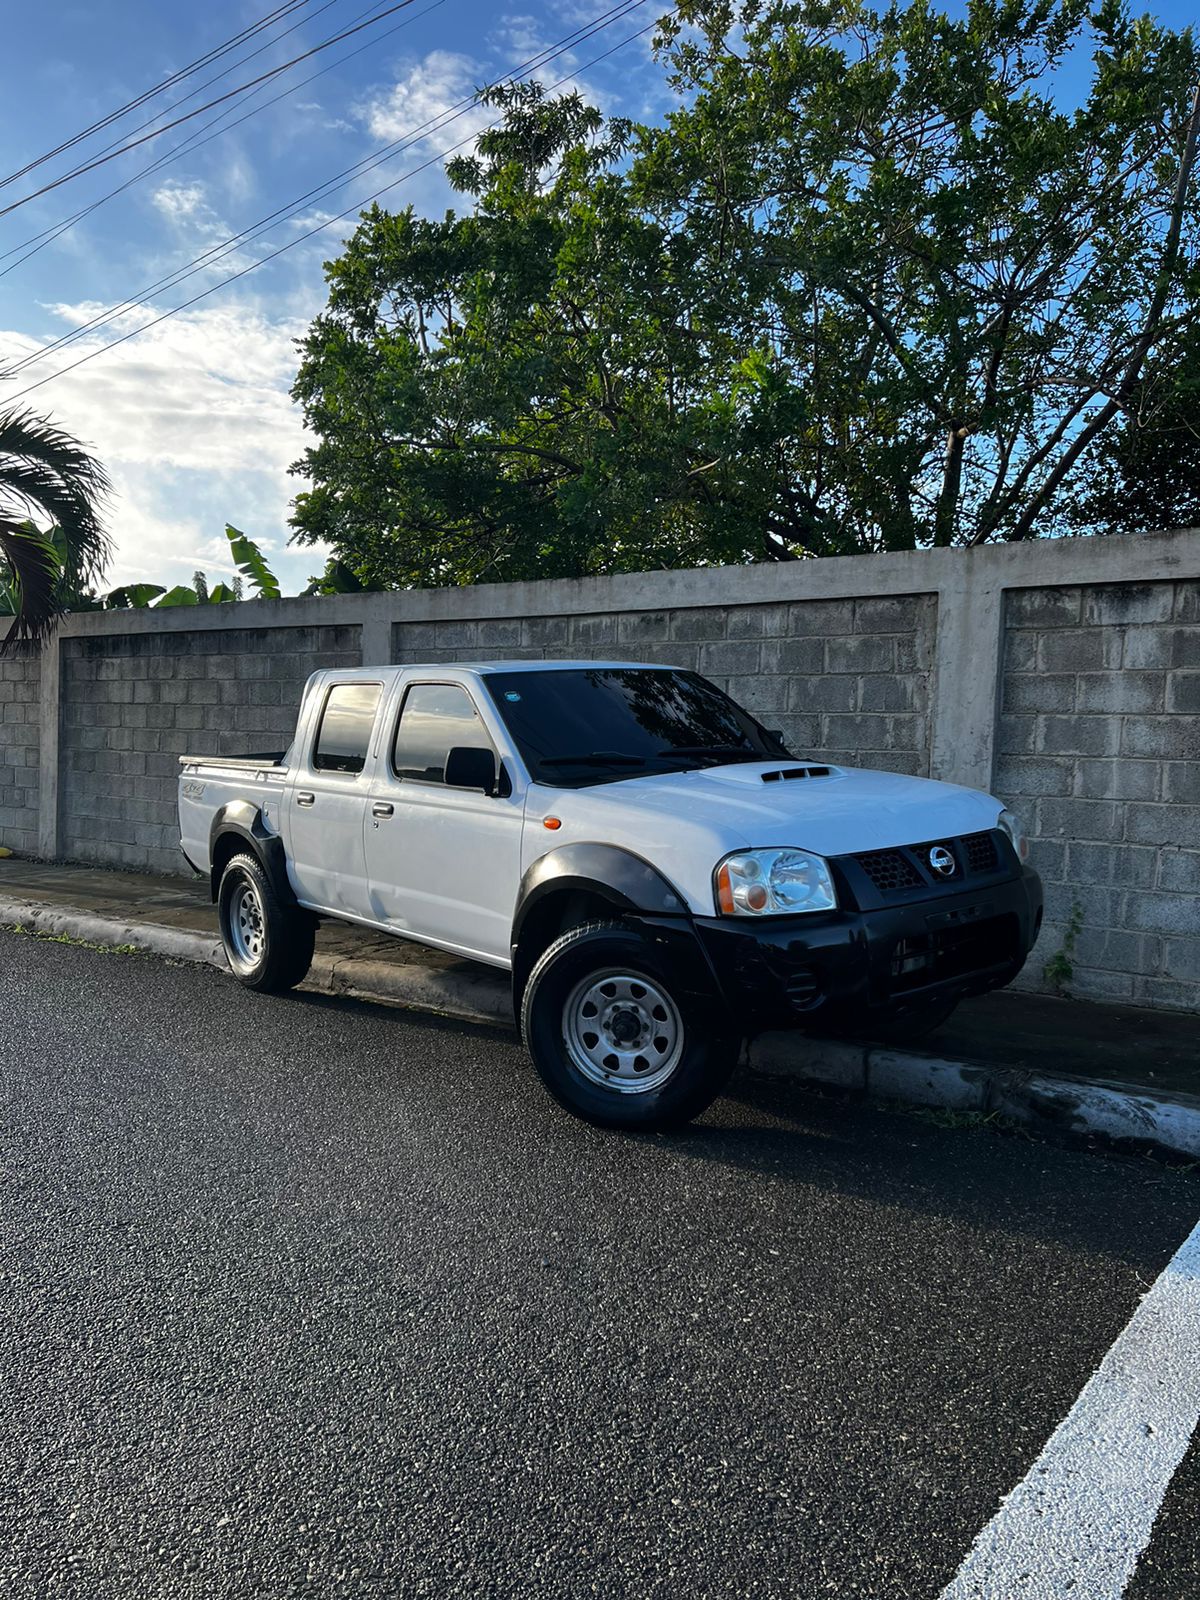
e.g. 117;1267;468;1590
505;690;522;702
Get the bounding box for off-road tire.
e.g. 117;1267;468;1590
217;851;315;993
521;921;735;1131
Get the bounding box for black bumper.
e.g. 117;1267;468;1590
689;866;1043;1031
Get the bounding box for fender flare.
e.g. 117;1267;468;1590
208;801;297;908
510;843;696;1023
512;843;689;947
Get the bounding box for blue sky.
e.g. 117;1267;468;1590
0;0;1194;594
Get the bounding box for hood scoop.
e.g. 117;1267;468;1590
761;764;835;783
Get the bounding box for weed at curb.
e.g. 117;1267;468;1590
3;922;141;956
1044;901;1084;995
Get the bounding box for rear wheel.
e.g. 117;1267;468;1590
217;851;314;993
521;922;735;1130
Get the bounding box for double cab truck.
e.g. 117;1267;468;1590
178;661;1043;1130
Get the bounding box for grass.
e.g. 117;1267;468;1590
2;921;141;956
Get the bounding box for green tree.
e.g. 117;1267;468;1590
292;1;1200;586
1066;332;1200;535
0;409;111;647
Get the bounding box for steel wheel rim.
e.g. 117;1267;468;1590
228;879;266;967
562;968;684;1095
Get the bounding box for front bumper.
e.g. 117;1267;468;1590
691;865;1043;1030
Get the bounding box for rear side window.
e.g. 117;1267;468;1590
313;682;382;774
392;682;491;783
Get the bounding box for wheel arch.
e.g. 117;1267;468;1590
209;802;297;909
510;844;689;1024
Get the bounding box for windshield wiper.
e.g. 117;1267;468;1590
657;744;767;763
541;751;650;769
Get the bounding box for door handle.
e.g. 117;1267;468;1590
372;801;394;819
296;791;315;807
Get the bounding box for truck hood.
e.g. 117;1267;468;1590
529;762;1004;916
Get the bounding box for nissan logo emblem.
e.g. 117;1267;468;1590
928;845;956;878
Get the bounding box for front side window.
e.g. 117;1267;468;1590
392;682;493;784
312;682;382;774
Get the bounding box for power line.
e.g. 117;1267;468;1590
39;0;366;201
0;1;312;191
0;7;665;405
0;0;445;281
1;0;648;379
0;1;421;221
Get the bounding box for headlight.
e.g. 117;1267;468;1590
715;848;837;916
998;808;1029;863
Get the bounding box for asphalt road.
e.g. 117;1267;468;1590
2;928;1197;1600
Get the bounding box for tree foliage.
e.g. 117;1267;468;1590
291;0;1200;585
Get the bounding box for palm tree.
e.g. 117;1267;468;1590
0;407;111;650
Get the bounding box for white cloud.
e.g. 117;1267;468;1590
0;299;323;593
360;49;483;146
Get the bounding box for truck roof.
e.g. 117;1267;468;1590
316;660;657;678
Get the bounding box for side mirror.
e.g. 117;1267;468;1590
445;745;497;793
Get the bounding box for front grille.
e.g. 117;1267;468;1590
964;831;999;873
856;849;923;893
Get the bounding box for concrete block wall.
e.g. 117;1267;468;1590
995;578;1200;1009
2;527;1198;1012
0;650;40;856
391;593;938;775
60;625;360;874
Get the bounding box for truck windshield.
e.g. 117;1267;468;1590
483;668;790;786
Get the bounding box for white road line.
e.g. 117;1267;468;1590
942;1215;1200;1600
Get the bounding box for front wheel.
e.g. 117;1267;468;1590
520;922;736;1130
217;851;315;993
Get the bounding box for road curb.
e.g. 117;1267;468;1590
746;1034;1200;1161
4;893;1198;1162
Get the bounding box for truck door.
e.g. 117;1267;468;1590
284;678;382;918
363;679;524;965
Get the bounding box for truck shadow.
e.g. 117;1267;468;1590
269;986;1198;1270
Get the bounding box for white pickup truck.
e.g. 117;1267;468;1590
178;661;1042;1129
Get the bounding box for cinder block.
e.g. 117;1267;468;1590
1082;583;1173;627
788;599;854;636
669;608;729;642
859;674;927;712
760;637;824;675
1002;673;1075;714
1121;718;1200;761
1123;626;1200;669
1157;851;1200;893
1064;841;1157;887
476;619;523;648
993;756;1074;798
617;611;670;645
570;614;617;646
727;604;788;639
825;635;894;674
1167;672;1200;714
1006;586;1081;626
699;640;761;676
788;676;857;714
1075;758;1161;801
723;674;786;715
853;595;925;633
1075;672;1165;714
522;616;568;648
1036;714;1120;757
1163;763;1200;804
1126;802;1200;849
1163;936;1200;982
1003;630;1039;672
1125;890;1200;936
1036;796;1121;840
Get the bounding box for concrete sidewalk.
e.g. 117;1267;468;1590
2;856;1198;1159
